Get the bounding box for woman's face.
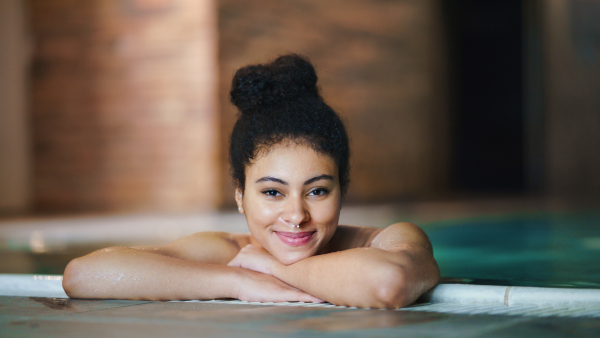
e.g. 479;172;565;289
236;142;341;265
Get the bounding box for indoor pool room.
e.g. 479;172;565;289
1;0;600;337
2;199;600;336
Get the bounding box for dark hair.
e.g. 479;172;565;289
229;54;350;195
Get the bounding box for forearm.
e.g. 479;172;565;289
63;247;240;300
271;247;439;308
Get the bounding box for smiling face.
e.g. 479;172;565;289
235;141;342;265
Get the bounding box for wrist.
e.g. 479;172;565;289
222;265;248;300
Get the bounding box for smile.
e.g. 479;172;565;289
275;231;316;247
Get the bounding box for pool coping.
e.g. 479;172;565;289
420;283;600;308
1;274;600;309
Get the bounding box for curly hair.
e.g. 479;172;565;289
229;54;350;195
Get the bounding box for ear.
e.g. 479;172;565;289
235;188;244;214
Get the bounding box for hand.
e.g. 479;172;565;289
227;244;280;276
234;268;323;303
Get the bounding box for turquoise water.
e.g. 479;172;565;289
2;211;599;288
423;212;600;288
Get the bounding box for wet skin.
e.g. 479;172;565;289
63;141;439;307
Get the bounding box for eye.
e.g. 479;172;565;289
309;188;329;197
262;189;282;197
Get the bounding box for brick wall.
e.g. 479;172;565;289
30;0;220;212
0;0;32;213
28;0;449;213
218;0;449;205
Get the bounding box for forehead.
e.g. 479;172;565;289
247;142;337;179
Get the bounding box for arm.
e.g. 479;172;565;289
63;245;238;300
273;246;437;309
230;223;439;308
63;232;321;302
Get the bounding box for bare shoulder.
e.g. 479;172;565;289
324;225;382;252
370;222;433;254
135;232;253;265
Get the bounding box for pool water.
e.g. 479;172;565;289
423;212;600;288
1;211;599;290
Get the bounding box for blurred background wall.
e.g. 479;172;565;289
0;0;598;215
27;0;220;213
218;0;449;206
544;0;600;196
0;0;32;214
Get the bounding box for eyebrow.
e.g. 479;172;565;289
304;174;334;185
255;174;334;186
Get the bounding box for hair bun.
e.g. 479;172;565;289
230;54;319;113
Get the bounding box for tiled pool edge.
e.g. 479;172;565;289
0;274;66;297
420;284;600;308
1;274;600;317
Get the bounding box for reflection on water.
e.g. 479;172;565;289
0;243;115;274
30;297;73;310
268;310;444;333
424;212;600;288
29;231;46;253
1;212;599;289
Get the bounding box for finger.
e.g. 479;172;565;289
227;257;240;267
283;290;324;303
300;294;324;303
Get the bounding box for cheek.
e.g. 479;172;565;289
245;197;280;229
313;199;341;226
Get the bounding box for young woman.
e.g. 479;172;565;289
63;54;439;309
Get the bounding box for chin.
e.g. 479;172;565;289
264;231;323;265
274;250;314;265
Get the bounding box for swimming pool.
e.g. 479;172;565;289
1;208;599;288
1;206;600;322
423;212;600;289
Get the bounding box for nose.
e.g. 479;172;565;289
282;194;310;227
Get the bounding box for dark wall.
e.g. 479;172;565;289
443;0;524;193
544;0;600;196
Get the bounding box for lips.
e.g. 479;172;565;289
275;231;316;247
